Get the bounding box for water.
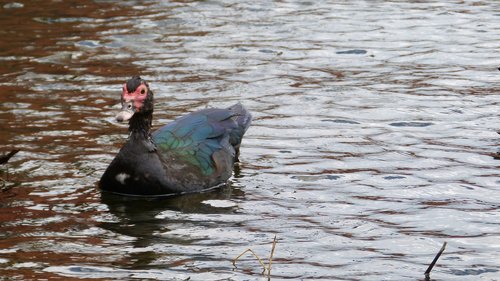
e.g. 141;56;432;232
1;0;499;280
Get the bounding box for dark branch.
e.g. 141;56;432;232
0;150;19;165
425;242;447;279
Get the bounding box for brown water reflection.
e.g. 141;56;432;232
1;0;500;280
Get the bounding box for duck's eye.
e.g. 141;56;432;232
140;88;146;95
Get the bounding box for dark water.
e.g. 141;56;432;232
1;0;499;280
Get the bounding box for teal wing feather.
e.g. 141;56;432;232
152;108;239;175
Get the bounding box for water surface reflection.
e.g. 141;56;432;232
1;0;499;280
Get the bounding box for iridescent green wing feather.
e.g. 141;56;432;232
152;108;238;175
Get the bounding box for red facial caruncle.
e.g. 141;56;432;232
122;82;148;112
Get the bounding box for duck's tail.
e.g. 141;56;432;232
229;103;252;133
227;103;252;160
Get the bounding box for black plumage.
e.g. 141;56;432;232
99;77;251;196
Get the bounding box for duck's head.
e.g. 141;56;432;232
116;76;154;122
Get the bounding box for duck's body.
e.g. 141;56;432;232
99;77;251;196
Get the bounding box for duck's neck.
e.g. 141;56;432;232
128;112;156;152
128;112;153;139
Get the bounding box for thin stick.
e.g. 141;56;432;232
232;235;278;277
0;150;19;165
267;235;277;278
232;248;267;273
425;242;447;277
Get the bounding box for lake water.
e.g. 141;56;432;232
0;0;499;280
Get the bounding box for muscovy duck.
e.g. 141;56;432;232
99;76;251;196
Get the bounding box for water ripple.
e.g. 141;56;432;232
1;0;499;280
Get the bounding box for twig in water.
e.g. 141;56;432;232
267;235;277;278
0;150;19;165
425;242;447;279
1;149;19;190
232;235;278;278
233;248;267;274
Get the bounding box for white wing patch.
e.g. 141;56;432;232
115;173;130;185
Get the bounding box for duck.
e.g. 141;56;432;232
99;76;252;196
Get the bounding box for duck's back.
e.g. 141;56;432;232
152;103;251;191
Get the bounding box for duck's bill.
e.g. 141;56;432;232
116;101;135;122
116;109;134;122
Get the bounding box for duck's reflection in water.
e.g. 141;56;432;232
98;183;244;269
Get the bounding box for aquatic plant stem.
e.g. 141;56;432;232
232;235;278;277
267;235;277;278
232;248;267;273
425;242;447;279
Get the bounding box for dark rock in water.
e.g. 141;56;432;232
493;152;500;160
77;40;100;48
322;119;360;124
259;49;276;54
384;175;406;180
0;150;19;165
389;122;433;127
449;268;498;276
336;49;367;55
